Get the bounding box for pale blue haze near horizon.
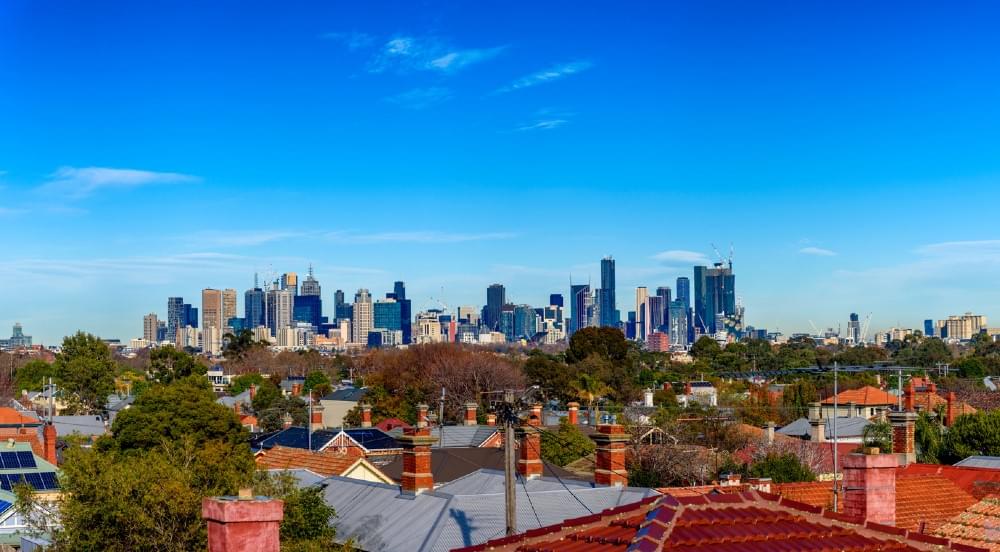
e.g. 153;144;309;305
2;0;1000;344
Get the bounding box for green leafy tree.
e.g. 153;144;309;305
690;336;722;361
941;409;1000;463
780;380;818;422
862;419;893;452
252;380;283;413
148;345;207;384
108;375;248;452
258;396;309;432
223;329;258;360
541;417;596;466
524;351;578;402
230;372;265;395
915;411;943;463
254;471;338;548
749;452;816;483
14;359;57;392
565;327;630;365
303;370;331;393
954;357;986;379
573;369;611;415
54;332;117;414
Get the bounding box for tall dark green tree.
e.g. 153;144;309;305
148;345;207;384
14;359;57;392
54;332;117;414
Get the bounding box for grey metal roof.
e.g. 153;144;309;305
955;456;1000;469
777;416;871;439
387;425;499;448
267;468;327;488
320;468;659;552
322;387;367;402
52;415;106;437
216;389;251;408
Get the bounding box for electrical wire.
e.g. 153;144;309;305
524;429;595;515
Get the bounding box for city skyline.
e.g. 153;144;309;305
3;1;1000;342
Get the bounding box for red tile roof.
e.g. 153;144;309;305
255;445;378;478
899;464;1000;500
0;407;42;426
935;496;1000;551
376;417;411;432
460;491;985;551
821;386;897;406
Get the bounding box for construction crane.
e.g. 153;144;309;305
808;320;821;336
859;313;873;344
710;243;735;269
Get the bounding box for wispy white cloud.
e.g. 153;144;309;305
385;87;453;109
38;166;200;199
651;250;710;264
179;230;307;247
799;246;837;256
325;231;516;244
320;31;376;51
367;35;505;74
495;61;593;94
515;119;568;132
834;239;1000;290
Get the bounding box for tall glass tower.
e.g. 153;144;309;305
599;256;618;327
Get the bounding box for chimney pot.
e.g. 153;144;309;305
416;403;430;428
486;413;497;427
202;496;283;552
946;391;957;426
567;402;580;425
527;404;542;427
360;404;372;428
766;421;775;445
905;381;915;412
463;402;478;426
889;411;917;465
396;426;436;495
590;424;630;487
43;423;57;466
842;453;898;525
291;383;302;397
310;400;324;430
516;423;543;480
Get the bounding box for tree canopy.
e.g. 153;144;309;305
748;452;816;483
54;332;117;414
148;345;207;384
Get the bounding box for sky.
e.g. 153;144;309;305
2;0;1000;344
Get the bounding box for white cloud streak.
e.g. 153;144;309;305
367;36;505;74
650;250;710;264
515;119;568;132
799;246;837;256
495;61;593;94
325;231;516;244
38;166;200;199
385;87;453;109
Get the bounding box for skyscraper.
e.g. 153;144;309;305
373;298;402;334
598;256;618;327
693;266;708;335
848;313;861;344
202;289;223;330
222;289;238;328
569;284;590;336
549;294;564;308
281;272;298;295
694;263;735;335
300;266;321;296
167;297;184;341
669;300;689;348
924;319;934;338
294;294;323;328
245;285;265;328
485;284;506;331
655;286;672;333
635;287;648;340
393;281;412;344
676;276;692;343
351;289;373;344
265;288;294;336
143;313;159;342
334;290;352;321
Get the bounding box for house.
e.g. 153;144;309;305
205;365;233;393
678;381;717;408
105;394;134;424
0;440;61;547
318;387;366;428
51;415;106;439
902;380;976;424
819;385;896;419
249;426;402;460
380;447;585;486
375;417;410;432
320;408;658;552
776;413;871;443
255;445;393;483
0;408;48;459
385;402;503;448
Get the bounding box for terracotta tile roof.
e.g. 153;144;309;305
935;496;1000;551
0;407;42;426
821;386;897;406
375;417;411;432
911;391;977;417
899;464;1000;500
255;445;372;478
772;481;836;510
462;491;984;552
896;475;978;531
656;484;748;498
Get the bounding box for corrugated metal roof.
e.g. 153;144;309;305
320;469;659;552
322;387;367;402
776;416;870;439
954;456;1000;469
387;425;500;448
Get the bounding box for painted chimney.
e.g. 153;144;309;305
904;381;915;412
282;413;293;429
808;401;821;421
486;413;497;426
528;404;542;427
310;401;324;431
846;401;856;418
463;402;478;426
643;388;654;408
202;492;283;552
928;381;937;395
842;453;898;525
946;392;957;426
590;424;630;487
360;404;372;428
249;384;257;401
43;423;57;466
416;403;429;429
808;402;825;443
516;422;543;480
291;383;302;397
888;410;917;465
766;421;775;445
567;402;580;425
396;426;437;495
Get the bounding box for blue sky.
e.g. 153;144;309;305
2;1;1000;344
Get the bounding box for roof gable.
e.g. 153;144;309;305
820;386;896;406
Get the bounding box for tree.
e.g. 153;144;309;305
541;418;595;466
748;452;816;483
258;396;309;432
223;329;258;360
565;327;630;365
954;357;987;379
690;336;722;361
54;332;117;414
230;372;265;395
148;346;207;384
14;359;57;392
303;370;331;393
251;380;283;413
524;351;578;402
915;410;943;463
941;409;1000;463
108;376;248;452
254;471;338;548
862;419;893;452
573;369;611;416
780;380;818;423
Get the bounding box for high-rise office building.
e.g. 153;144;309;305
598;256;618;327
202;289;224;330
333;290;352;321
294;294;323;328
655;286;671;333
281;272;298;295
549;294;564;308
300;266;321;296
569;284;590;336
513;305;538;341
245;286;265;328
676;276;692;342
669;300;689;348
185;305;198;328
392;281;412;344
924;319;934;338
351;289;373;344
485;284;506;331
635;287;648;340
266;288;294;336
694;263;735;335
222;289;238;329
167;297;184;341
143;313;159;342
373;298;403;334
848;313;861;344
647;295;664;334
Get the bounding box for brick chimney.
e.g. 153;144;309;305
528;404;542;427
904;381;915;412
928;381;937;394
888;410;917;465
766;421;775;445
486;413;497;426
946;392;957;426
516;422;543;480
43;422;57;466
202;491;283;552
590;424;630;487
249;384;257;401
310;401;324;431
291;383;302;397
463;402;478;426
567;402;580;425
282;413;293;429
842;453;898;525
808;402;826;443
396;426;437;495
360;404;372;428
416;403;429;429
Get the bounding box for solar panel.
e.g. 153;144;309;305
0;499;11;512
40;472;58;490
0;475;9;491
24;473;44;490
16;451;36;468
0;452;16;469
6;474;24;487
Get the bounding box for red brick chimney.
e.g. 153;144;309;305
463;402;478;426
567;402;579;425
249;384;257;401
202;491;284;552
396;426;437;495
291;383;302;397
928;381;937;394
416;403;429;428
516;422;543;480
888;411;917;465
842;452;898;525
282;413;293;429
590;424;630;487
310;401;324;431
43;422;57;466
360;404;372;428
904;381;915;412
946;392;957;426
486;413;497;426
528;404;542;427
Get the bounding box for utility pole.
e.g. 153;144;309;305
308;390;313;452
503;390;516;536
832;361;839;512
438;387;446;447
